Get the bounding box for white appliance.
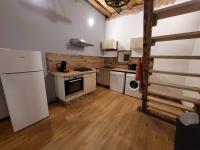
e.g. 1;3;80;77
101;40;118;50
125;73;142;99
110;71;125;93
0;49;49;132
130;37;143;57
130;37;143;50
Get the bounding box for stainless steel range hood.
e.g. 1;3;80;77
67;38;94;47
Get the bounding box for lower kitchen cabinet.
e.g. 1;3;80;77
84;73;96;94
97;68;110;87
53;71;97;103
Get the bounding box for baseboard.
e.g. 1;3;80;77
0;116;10;122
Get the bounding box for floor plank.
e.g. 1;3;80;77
0;87;176;150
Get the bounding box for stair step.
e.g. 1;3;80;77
152;31;200;43
154;1;200;21
147;101;183;116
148;90;200;106
150;55;200;59
148;96;194;111
146;107;177;122
149;70;200;77
138;106;177;124
149;81;200;92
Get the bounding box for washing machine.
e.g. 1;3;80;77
125;73;142;99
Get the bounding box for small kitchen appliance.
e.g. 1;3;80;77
125;73;141;99
74;67;92;72
65;75;83;96
57;61;68;72
128;64;137;71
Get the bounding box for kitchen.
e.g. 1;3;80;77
46;39;145;103
0;0;200;150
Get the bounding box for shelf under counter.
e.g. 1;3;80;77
65;91;84;103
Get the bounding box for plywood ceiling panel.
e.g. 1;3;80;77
88;0;176;19
97;0;116;13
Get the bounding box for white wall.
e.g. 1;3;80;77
105;12;143;57
0;0;105;119
183;25;200;107
106;12;144;49
105;1;200;96
0;0;105;56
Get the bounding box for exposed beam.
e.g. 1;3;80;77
88;0;112;18
142;0;154;111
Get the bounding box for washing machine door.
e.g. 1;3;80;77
129;80;139;91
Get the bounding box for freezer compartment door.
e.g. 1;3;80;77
0;71;49;132
0;49;43;73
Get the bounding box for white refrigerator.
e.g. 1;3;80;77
0;48;49;132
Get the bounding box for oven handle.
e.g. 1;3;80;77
69;78;82;83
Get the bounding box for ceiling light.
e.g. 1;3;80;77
30;0;45;6
88;17;94;27
105;0;130;8
80;39;85;42
32;0;44;4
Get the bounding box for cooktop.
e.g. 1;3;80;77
74;68;92;72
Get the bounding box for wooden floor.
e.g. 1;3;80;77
0;87;176;150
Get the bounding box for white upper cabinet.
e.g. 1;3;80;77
130;37;143;50
101;40;118;50
130;37;143;57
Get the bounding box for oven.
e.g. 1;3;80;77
65;75;83;96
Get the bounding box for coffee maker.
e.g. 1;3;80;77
56;61;69;72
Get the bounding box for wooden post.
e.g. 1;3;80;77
142;0;154;111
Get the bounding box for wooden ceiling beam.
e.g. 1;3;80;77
88;0;112;18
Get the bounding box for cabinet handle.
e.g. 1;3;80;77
69;79;82;83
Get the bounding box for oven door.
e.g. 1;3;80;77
65;77;83;96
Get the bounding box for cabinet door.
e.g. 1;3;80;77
84;73;96;94
84;75;91;95
91;73;96;91
97;69;103;84
97;68;110;86
1;72;49;132
103;69;110;86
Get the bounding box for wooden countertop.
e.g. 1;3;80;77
50;70;98;77
110;68;136;73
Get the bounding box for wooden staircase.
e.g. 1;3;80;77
139;0;200;124
149;70;200;77
149;81;200;93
